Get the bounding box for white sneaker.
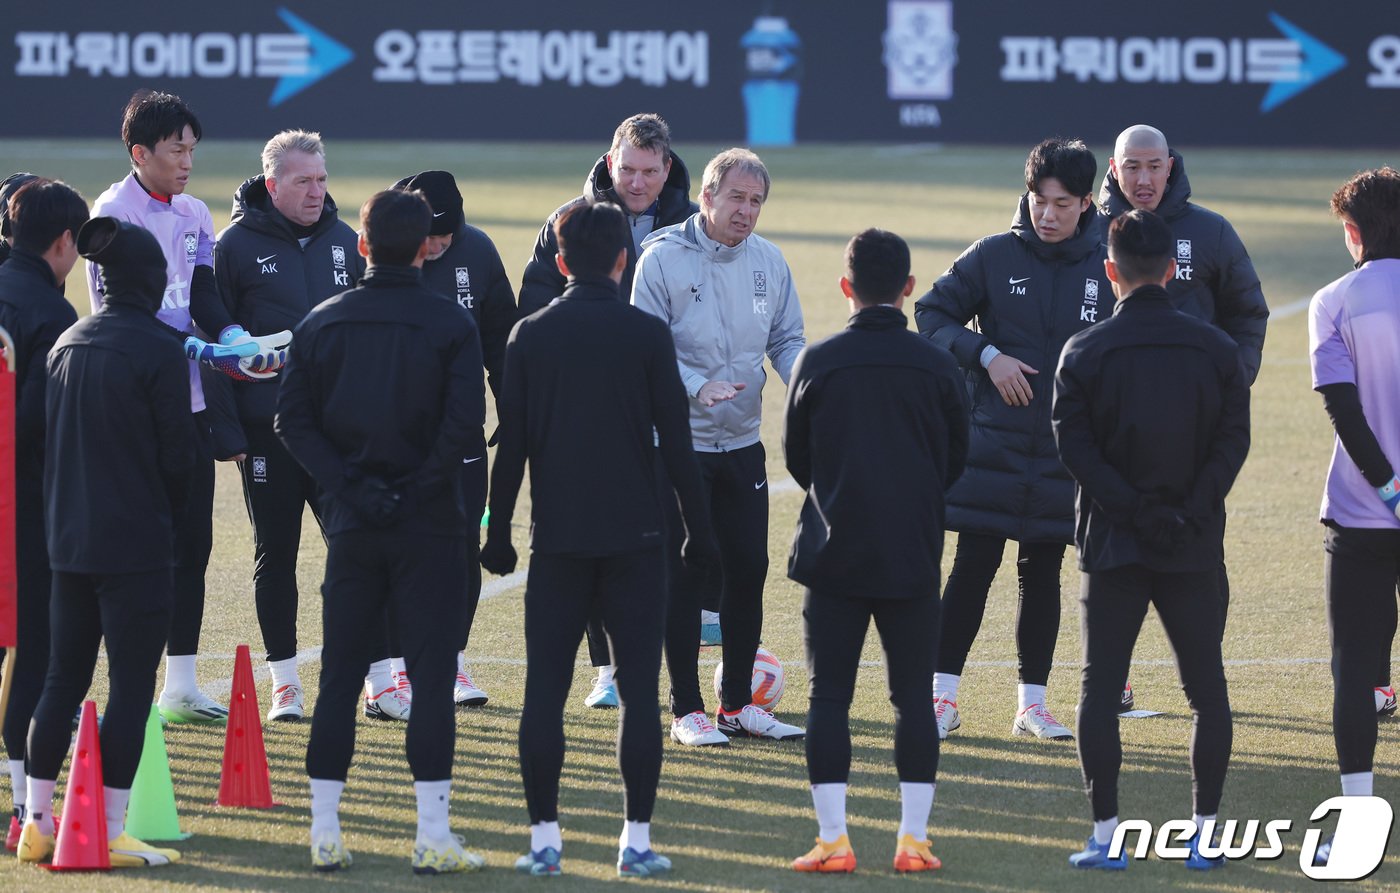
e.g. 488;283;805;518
933;695;960;740
453;667;489;707
157;689;229;724
1376;686;1397;716
715;704;805;740
365;686;411;721
393;669;413;703
267;683;304;722
670;710;729;746
1012;703;1074;740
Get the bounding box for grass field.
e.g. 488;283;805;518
0;138;1396;891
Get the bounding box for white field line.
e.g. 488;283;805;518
1271;297;1310;320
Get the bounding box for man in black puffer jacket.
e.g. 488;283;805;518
915;138;1106;744
210;130;367;723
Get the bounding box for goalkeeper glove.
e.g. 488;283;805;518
1379;477;1400;520
219;325;292;373
184;335;274;382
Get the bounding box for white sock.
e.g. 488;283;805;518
9;759;26;812
1341;771;1374;797
268;657;300;691
596;664;615;687
365;659;393;697
531;820;562;853
26;777;55;834
1093;816;1119;846
1018;683;1047;712
700;609;720;624
898;782;934;840
810;783;848;842
163;654;198;696
309;778;345;838
390;657;408;679
415;779;451;842
104;786;130;841
620;820;651;853
933;673;960;702
456;651;467;675
1192;813;1216;835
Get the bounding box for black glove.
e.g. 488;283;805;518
341;475;403;528
680;529;720;570
1132;501;1188;552
480;525;517;575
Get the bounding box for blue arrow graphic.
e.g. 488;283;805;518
1261;13;1346;113
269;9;354;107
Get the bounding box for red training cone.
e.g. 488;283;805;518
48;700;110;870
217;644;278;808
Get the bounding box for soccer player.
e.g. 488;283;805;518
387;169;517;707
482;200;715;877
275;189;486;874
914;138;1105;742
784;229;968;874
1307;167;1400;868
1099;124;1269;710
632;147;807;746
1054;209;1248;871
0;180;85;852
519;113;703;708
210;130;368;722
87;90;285;724
19;217;195;868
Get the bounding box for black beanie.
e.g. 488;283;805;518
393;170;463;236
78;217;167;314
0;172;39;240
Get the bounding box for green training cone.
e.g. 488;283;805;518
125;703;192;841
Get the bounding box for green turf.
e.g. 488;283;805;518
1;140;1396;890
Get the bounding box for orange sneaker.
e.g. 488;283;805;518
793;834;856;873
893;833;942;872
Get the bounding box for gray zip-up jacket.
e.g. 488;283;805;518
632;213;805;452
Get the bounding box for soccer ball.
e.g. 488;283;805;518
714;646;785;711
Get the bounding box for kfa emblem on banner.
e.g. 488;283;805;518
883;0;958;100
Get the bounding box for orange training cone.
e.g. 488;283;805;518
217;644;278;808
48;700;110;870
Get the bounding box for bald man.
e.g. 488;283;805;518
1098;125;1268;711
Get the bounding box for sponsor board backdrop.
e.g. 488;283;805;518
3;1;1397;147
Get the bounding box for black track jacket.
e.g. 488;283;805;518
784;304;968;597
213;176;365;428
1099;150;1269;384
0;249;78;502
517;151;697;315
46;302;194;574
915;197;1106;545
1052;285;1250;573
488;275;710;556
274;265;485;538
420;221;516;398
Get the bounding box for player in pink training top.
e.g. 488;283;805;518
1307;167;1400;870
87;90;287;724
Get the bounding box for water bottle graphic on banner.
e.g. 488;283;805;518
741;16;802;146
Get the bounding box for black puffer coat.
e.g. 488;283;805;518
914;196;1106;544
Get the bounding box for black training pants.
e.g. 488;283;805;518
1076;564;1231;821
3;490;50;762
803;588;940;785
937;532;1065;685
238;422;324;663
668;443;768;716
306;530;466;782
519;548;666;824
27;569;172;789
168;412;215;657
1323;523;1400;775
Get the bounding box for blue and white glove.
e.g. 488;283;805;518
184;335;276;383
219;325;292;374
1379;477;1400;520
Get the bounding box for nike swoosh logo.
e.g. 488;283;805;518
1009;276;1030;285
433;211;446;218
462;456;483;464
257;254;277;264
754;480;767;490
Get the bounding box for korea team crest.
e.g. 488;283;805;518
183;231;198;262
332;245;346;267
331;245;349;287
1080;278;1101;323
251;456;267;482
1175;239;1194;282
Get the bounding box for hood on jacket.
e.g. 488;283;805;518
585;150;694;219
78;217;165;314
229;174;346;242
1098;148;1191;220
1010;193;1104;263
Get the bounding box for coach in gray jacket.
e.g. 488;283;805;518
632;148;807;746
